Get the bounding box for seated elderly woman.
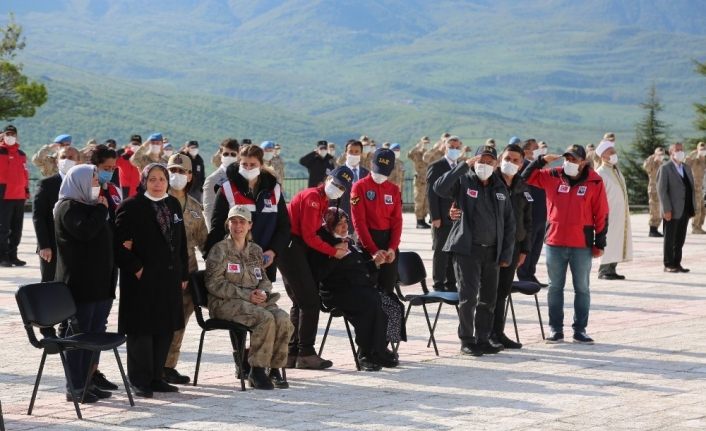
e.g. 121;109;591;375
309;207;399;371
205;205;293;390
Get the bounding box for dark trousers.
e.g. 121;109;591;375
322;287;388;355
126;333;173;387
663;216;689;268
369;229;399;294
65;299;113;389
278;236;321;356
453;246;500;344
431;223;457;291
39;248;57;282
493;243;522;336
517;220;545;281
0;199;24;259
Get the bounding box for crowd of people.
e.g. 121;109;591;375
0;123;704;403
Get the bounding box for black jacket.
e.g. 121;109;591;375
502;171;533;254
521;159;547;224
115;194;188;335
309;228;378;293
426;158;454;225
434;163;516;264
32;173;61;252
54;200;113;303
333;166;369;223
188;153;205;201
300;151;335;187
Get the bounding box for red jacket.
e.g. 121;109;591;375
0;143;29;200
523;158;609;249
350;175;403;253
288;185;337;257
116;152;140;197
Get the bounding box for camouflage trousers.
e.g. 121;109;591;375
693;187;705;230
165;289;194;369
648;191;661;228
413;180;428;220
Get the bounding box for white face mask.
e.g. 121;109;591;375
347;154;361;166
58;158;76;175
169;172;188;190
188;148;199;157
239;166;260;180
673;151;686;162
163;150;173;157
608;154;619;165
563;160;580;176
4;136;17;146
324;181;344;200
150;144;162;154
500;160;519;176
130;144;140;152
263;152;274;162
91;186;101;201
328;149;336;157
474;163;494;181
334;232;348;239
698;149;706;157
318;149;328;158
144;191;168;202
371;172;388;184
221;155;237;168
364;146;374;154
393;151;400;159
538;147;548;155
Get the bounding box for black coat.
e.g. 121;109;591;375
503;172;533;253
426;158;454;225
188;153;206;201
300;151;335;187
32;173;61;252
54;200;113;303
114;194;188;335
309;227;378;293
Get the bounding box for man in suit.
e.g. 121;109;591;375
300;140;336;188
657;142;696;273
334;139;369;232
426;136;463;292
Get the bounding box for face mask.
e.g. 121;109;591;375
371;172;388;184
188;148;199;157
563;160;580;176
328;149;336;157
500;160;519;176
163;150;173;157
673;151;686;163
364;146;374;154
393;151;400;159
221;155;237;168
97;170;113;185
474;163;494;181
325;181;344;200
91;186;101;201
169;172;188;190
263;152;274;161
274;149;281;156
144;191;167;202
150;144;162;154
698;149;706;157
334;232;348;239
130;144;140;152
446;148;461;161
346;154;361;166
318;149;328;157
4;136;17;146
608;154;619;165
239;166;260;181
538;147;548;155
58;158;76;175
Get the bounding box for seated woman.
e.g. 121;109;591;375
310;207;399;371
205;205;293;390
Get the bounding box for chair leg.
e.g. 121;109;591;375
27;351;47;416
426;303;443;348
59;351;82;420
113;348;134;406
421;303;439;356
317;313;334;357
80;351;97;404
229;331;247;392
509;294;520;343
1;399;5;431
534;294;546;339
193;330;206;386
342;318;360;371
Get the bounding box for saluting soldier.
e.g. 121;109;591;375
685;142;706;234
32;134;73;177
643;147;666;237
387;143;405;189
408;136;431;228
130;133;168;171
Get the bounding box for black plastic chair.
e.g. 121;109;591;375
505;280;546;343
395;251;459;356
15;282;134;420
317;303;361;371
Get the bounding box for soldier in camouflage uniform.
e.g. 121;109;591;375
408;136;430;228
32;134;73;177
206;205;293;389
130;132;168;171
261;141;285;181
79;138;98;163
162;154;208;384
423;133;450;164
643;147;666;237
685;142;706;234
387;143;405;189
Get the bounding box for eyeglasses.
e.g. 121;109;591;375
222;152;238;157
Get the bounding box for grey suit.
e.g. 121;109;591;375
656;160;696;268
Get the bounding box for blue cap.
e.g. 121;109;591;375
54;134;72;144
260;141;275;150
372;148;395;176
390;143;401;150
330;166;354;193
163;142;173;150
148;133;163;142
508;136;521;146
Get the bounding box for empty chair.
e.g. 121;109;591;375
505;280;546;343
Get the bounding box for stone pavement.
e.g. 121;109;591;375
1;212;705;430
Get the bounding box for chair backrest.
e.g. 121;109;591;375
397;251;429;294
189;270;209;307
16;282;75;328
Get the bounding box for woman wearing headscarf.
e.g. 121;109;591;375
114;163;188;398
53;164;114;403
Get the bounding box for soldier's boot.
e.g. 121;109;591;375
692;226;706;234
416;219;431;229
295;354;333;370
248;367;274;390
649;226;663;237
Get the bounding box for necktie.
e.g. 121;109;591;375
354;169;358;182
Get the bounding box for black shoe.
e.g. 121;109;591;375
649;227;664;237
93;370;118;390
372;351;399;368
248;367;274;390
677;266;690;273
163;367;190;385
497;333;522;349
0;259;12;267
66;389;98;403
130;384;153;398
269;368;289;388
445;285;458;292
432;286;447;292
384;348;399;361
9;257;26;266
664;266;680;273
416;219;431;229
488;337;505;351
530;276;549;288
573;332;595;345
89;385;112;399
460;343;483;357
546;331;564;344
598;273;625;280
478;341;502;354
358;354;382;372
151;379;179;392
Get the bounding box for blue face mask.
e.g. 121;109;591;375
446;148;461;161
98;170;113;185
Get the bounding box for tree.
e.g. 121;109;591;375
623;85;669;206
693;60;706;145
0;14;47;121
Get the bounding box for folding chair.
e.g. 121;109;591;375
190;270;287;390
317;303;361;371
15;282;134;420
505;280;546;343
395;251;459;355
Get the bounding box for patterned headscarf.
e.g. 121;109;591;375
53;164;97;216
323;207;349;233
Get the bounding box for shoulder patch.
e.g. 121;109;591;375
351;196;360;205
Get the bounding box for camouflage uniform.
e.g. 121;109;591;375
130;142;167;171
211;151;222;169
408;141;429;220
422;141;445;164
643;154;664;228
31;144;58;177
165;194;209;368
268;155;286;182
685;149;706;232
205;239;293;368
388;157;405;188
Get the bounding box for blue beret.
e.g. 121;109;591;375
163;142;173;150
260;141;275;150
148;133;163;142
372;148;395;176
390;143;401;150
54;134;72;144
508;136;521;146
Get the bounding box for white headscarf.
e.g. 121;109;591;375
53;164;97;216
595;140;615;157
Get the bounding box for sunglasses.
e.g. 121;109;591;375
222;152;238;157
